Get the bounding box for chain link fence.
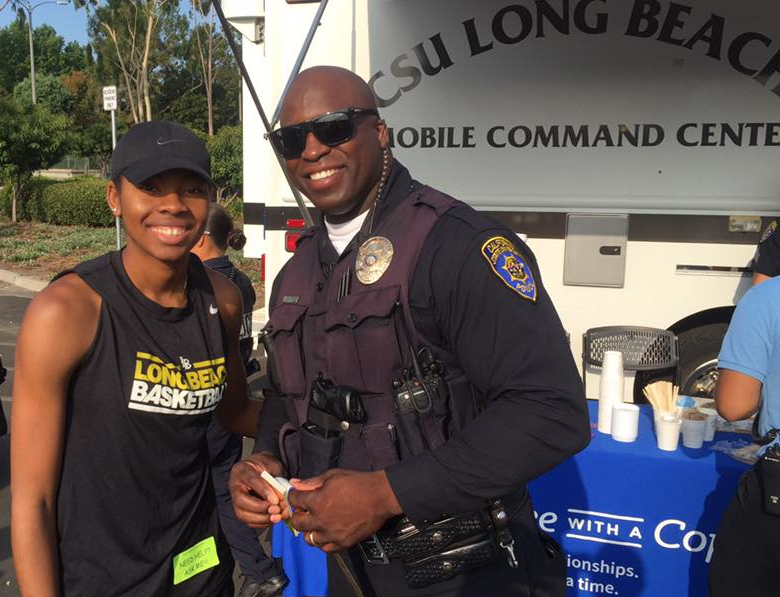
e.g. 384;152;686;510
49;155;105;176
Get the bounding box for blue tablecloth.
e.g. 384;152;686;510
271;401;750;596
528;401;751;597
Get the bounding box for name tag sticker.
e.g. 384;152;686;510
173;536;220;585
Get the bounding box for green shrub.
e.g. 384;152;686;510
39;177;112;226
0;176;57;220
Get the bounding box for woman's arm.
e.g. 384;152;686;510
11;276;99;597
715;369;762;421
208;269;262;437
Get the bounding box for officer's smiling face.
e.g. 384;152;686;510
279;67;389;224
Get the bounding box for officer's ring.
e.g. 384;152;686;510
308;530;321;547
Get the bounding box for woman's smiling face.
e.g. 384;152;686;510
108;169;211;264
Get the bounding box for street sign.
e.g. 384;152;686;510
102;86;117;111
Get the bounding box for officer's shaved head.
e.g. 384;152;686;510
280;66;378;126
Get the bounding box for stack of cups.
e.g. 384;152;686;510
598;351;625;433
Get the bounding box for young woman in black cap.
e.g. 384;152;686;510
11;121;261;596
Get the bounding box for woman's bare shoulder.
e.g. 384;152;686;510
20;273;101;353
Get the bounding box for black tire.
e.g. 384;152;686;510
677;323;728;398
633;322;728;402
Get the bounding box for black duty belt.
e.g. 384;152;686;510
358;489;526;588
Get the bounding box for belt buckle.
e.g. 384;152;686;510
358;534;390;565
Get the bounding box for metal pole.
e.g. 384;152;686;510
212;0;315;229
111;108;120;250
237;39;242;123
270;0;329;129
26;6;36;104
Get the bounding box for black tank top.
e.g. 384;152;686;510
55;251;233;596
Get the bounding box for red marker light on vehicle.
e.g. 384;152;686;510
285;232;302;252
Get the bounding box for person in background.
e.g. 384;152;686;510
709;275;780;596
228;66;589;596
11;121;261;596
750;219;780;285
191;205;288;597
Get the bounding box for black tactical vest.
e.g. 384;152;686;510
265;186;478;476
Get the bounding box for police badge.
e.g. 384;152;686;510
481;236;537;301
356;236;394;284
760;220;777;243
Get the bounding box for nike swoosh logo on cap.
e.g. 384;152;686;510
157;137;183;145
209;304;219;315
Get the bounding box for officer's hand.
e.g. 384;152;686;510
289;469;402;552
228;452;290;529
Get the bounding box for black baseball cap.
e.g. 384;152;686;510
110;121;213;186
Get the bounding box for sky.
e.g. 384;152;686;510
0;2;90;45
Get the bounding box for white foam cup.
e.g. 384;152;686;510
654;409;678;430
611;403;640;443
597;351;625;434
601;350;624;374
699;407;718;441
598;378;624;433
681;414;708;449
656;414;681;451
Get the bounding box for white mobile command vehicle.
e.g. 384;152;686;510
220;0;780;400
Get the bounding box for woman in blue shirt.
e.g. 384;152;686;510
710;276;780;596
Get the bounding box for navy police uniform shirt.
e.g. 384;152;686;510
257;161;589;523
752;220;780;278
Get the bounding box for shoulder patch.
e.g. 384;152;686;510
481;236;537;302
760;220;777;243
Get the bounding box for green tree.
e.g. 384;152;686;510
0;96;71;221
61;70;101;126
0;15;87;93
155;2;239;134
13;73;74;113
77;121;118;177
0;16;32;92
77;0;183;123
61;70;122;173
206;124;241;197
61;40;89;74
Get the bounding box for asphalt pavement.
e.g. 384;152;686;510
0;280;35;596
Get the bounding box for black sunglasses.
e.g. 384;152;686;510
266;107;379;159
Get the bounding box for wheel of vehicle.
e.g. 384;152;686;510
676;323;728;398
633;322;728;402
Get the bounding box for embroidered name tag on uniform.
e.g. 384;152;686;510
760;220;777;243
173;536;220;585
481;236;537;302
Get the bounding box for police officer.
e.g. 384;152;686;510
229;66;590;596
751;220;780;285
192;205;289;597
